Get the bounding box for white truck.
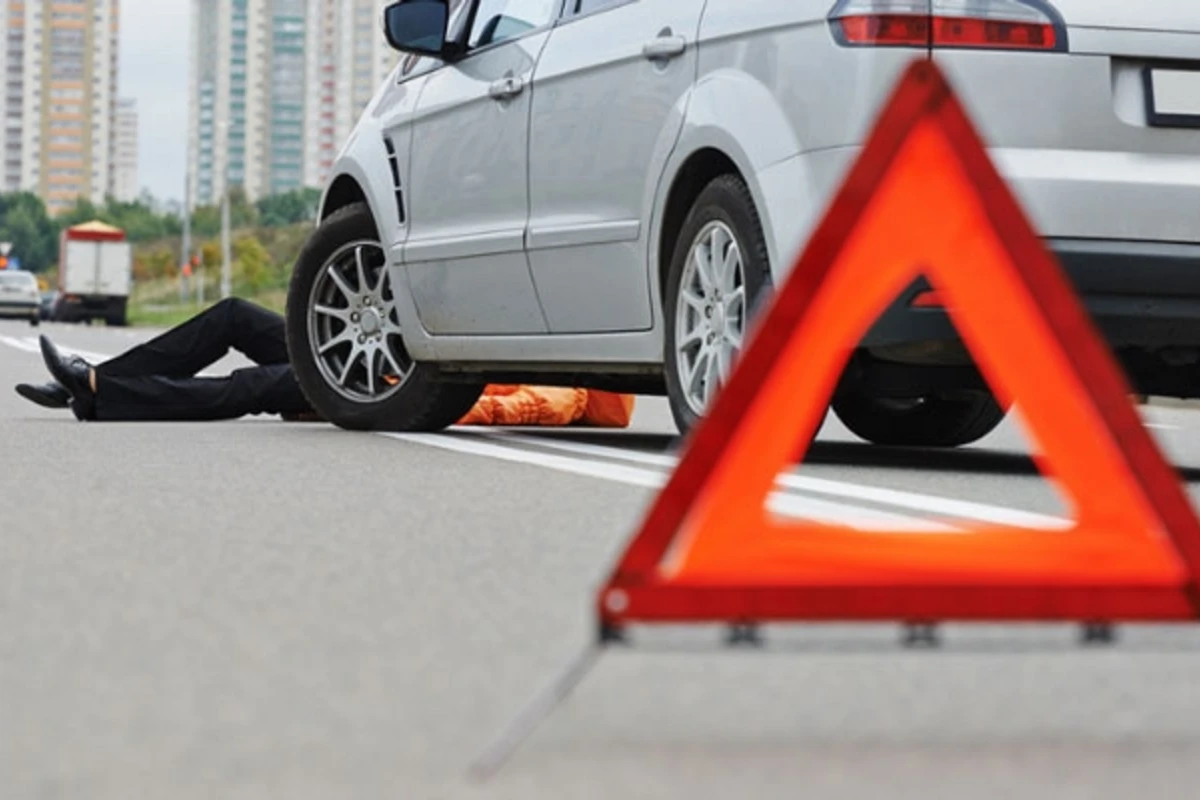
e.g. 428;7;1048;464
55;220;132;326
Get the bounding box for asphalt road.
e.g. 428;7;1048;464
5;318;1200;799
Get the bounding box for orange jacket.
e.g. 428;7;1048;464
457;385;636;428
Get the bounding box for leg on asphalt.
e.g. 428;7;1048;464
93;363;311;421
96;298;289;381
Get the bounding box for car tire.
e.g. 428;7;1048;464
663;174;772;436
29;316;39;327
832;390;1006;448
286;202;484;432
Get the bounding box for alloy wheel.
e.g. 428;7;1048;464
674;221;747;415
307;241;413;403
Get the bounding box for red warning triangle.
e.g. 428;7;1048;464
599;61;1200;626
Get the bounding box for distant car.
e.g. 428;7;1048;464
286;0;1200;446
39;290;58;321
0;271;40;326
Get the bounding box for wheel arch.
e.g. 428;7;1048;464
656;148;746;304
319;174;369;223
653;68;806;310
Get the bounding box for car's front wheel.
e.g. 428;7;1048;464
286;203;484;431
663;174;772;435
832;390;1006;448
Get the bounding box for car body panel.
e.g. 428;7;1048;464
403;30;551;336
696;0;928;155
1047;0;1200;34
525;0;706;334
934;28;1200;244
690;0;927;279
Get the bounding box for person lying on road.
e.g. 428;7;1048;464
22;298;309;421
15;298;635;427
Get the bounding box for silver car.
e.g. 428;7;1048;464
0;270;41;326
286;0;1200;444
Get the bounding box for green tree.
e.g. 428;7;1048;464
191;205;221;238
233;235;273;291
133;245;177;282
256;187;322;228
188;185;260;238
227;186;260;229
55;197;102;229
0;192;59;273
55;195;183;243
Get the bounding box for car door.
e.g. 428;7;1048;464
525;0;707;334
402;0;560;335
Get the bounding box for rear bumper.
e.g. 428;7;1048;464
860;239;1200;397
865;239;1200;350
55;295;126;319
0;300;39;317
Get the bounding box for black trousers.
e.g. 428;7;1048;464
93;298;312;421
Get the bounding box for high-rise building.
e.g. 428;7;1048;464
113;97;137;202
187;0;219;208
189;0;397;208
188;0;267;207
336;0;396;157
1;0;120;214
303;0;396;190
268;0;306;195
302;0;338;189
2;0;28;191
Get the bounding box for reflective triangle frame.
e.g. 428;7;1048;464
598;61;1200;629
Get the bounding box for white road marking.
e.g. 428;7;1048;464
1;337;227;376
386;432;960;532
1145;423;1180;431
1;334;113;363
0;335;39;353
484;432;1073;530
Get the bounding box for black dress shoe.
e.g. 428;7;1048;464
38;336;95;420
15;381;70;409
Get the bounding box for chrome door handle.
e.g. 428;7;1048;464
642;35;687;61
488;75;526;100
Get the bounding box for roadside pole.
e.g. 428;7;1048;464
181;173;192;303
220;189;232;299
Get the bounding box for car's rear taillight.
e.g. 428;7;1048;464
830;0;931;46
830;0;1067;52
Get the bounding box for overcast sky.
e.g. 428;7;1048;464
120;0;190;203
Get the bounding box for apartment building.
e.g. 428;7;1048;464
1;0;120;214
190;0;397;208
1;1;26;190
112;95;136;201
303;0;396;189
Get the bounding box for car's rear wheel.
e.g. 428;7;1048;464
664;174;772;435
832;390;1006;448
286;202;484;431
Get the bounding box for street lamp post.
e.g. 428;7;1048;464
218;120;232;300
220;188;232;299
181;172;192;303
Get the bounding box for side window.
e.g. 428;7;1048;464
468;0;556;48
571;0;626;15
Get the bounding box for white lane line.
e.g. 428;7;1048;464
478;431;1072;530
1145;423;1180;431
19;336;113;364
2;337;225;378
385;432;959;532
0;334;39;353
1;334;114;364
